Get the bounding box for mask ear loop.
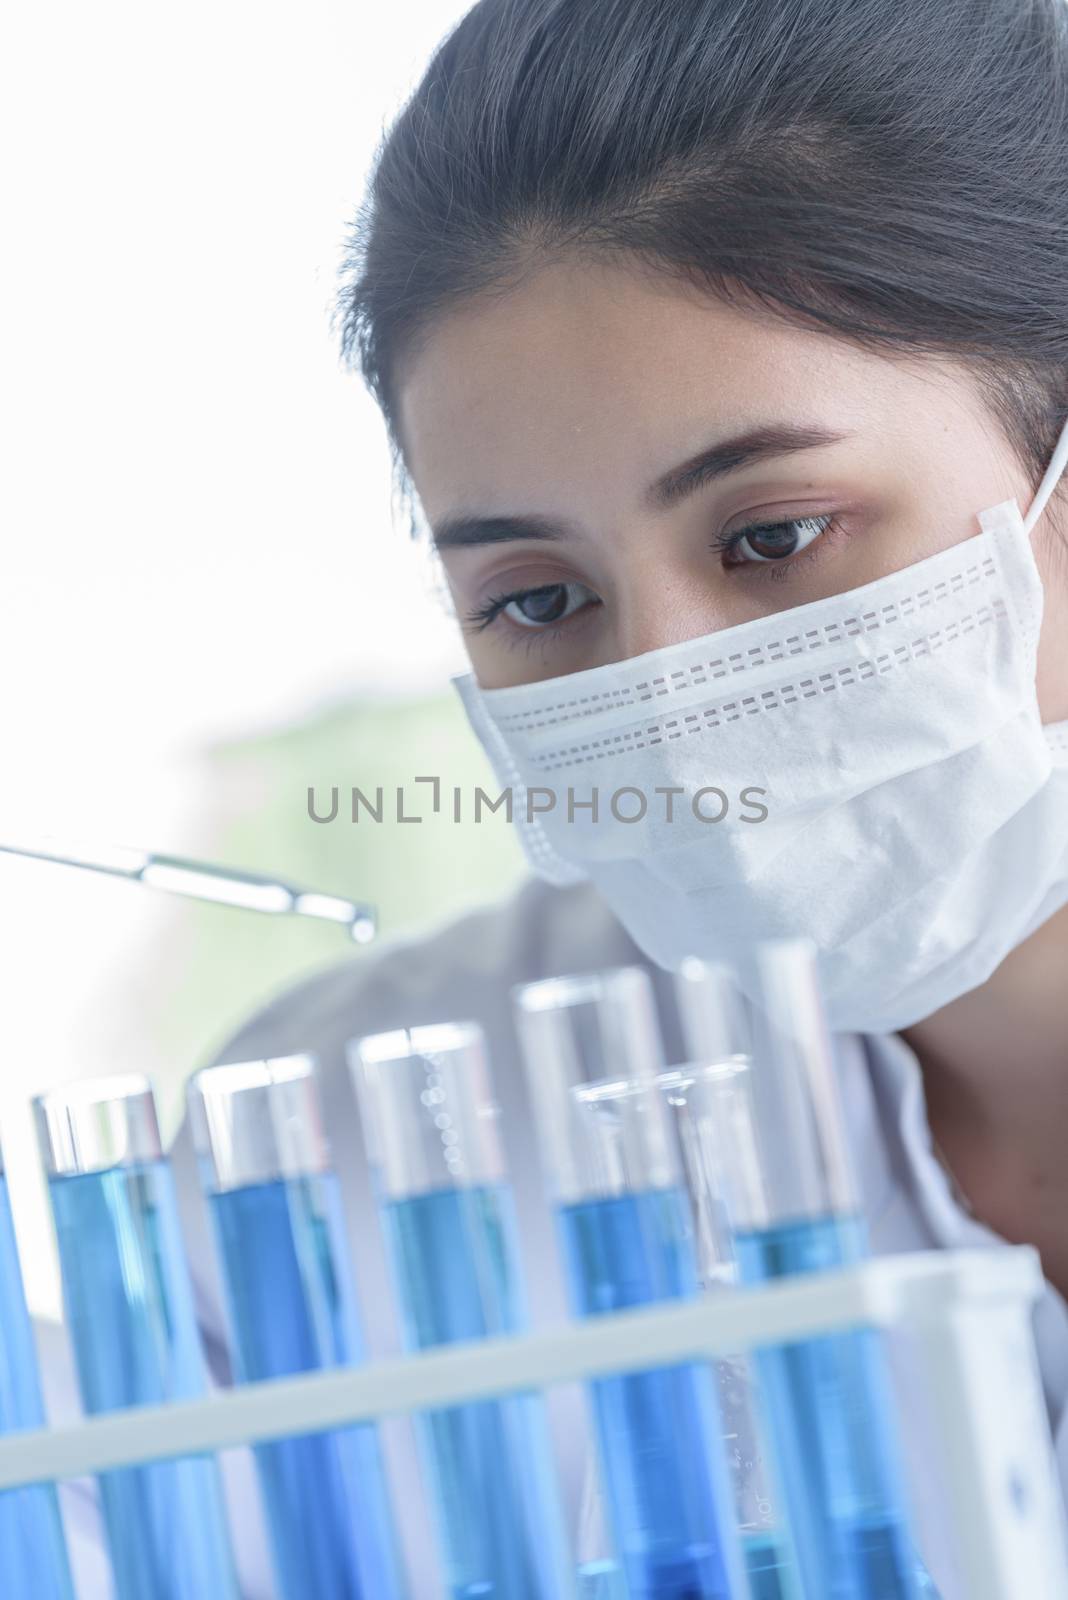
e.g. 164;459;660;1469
1023;412;1068;538
1022;412;1068;752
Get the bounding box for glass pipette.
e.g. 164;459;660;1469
0;834;376;942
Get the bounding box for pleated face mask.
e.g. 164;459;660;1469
452;414;1068;1035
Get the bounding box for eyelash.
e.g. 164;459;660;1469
464;585;593;636
710;512;838;575
463;513;841;635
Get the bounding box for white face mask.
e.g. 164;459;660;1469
452;417;1068;1034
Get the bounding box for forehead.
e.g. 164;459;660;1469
396;256;898;518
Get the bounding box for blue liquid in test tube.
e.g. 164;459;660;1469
350;1021;574;1600
0;1155;75;1600
35;1074;239;1600
734;1215;920;1598
189;1053;405;1600
681;944;929;1600
513;967;747;1600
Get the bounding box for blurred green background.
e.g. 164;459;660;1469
133;688;529;1133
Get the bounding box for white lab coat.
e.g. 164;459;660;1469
38;874;1068;1599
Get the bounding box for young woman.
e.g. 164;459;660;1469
337;0;1068;1326
48;2;1068;1595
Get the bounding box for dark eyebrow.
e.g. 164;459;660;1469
431;421;851;550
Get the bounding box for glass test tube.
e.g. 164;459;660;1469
666;958;798;1600
0;1145;75;1599
189;1054;405;1600
513;967;747;1600
350;1021;574;1600
34;1075;239;1600
681;944;928;1600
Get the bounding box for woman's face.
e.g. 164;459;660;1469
398;256;1068;718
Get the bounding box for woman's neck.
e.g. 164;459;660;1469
899;902;1068;1295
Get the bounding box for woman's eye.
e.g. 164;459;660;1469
718;513;833;565
469;580;598;632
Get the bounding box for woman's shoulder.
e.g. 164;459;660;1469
199;875;643;1072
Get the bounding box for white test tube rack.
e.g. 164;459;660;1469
0;1247;1065;1600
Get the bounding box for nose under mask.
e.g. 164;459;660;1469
453;416;1068;1034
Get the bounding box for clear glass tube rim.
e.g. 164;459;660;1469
513;964;670;1202
354;1019;484;1064
34;1073;162;1176
657;1055;751;1093
192;1052;315;1098
511;964;650;1015
347;1020;505;1198
188;1051;329;1190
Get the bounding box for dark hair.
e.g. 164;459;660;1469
335;0;1068;533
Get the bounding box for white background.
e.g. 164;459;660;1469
0;0;476;1311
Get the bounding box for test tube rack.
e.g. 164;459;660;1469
1;1247;1064;1600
